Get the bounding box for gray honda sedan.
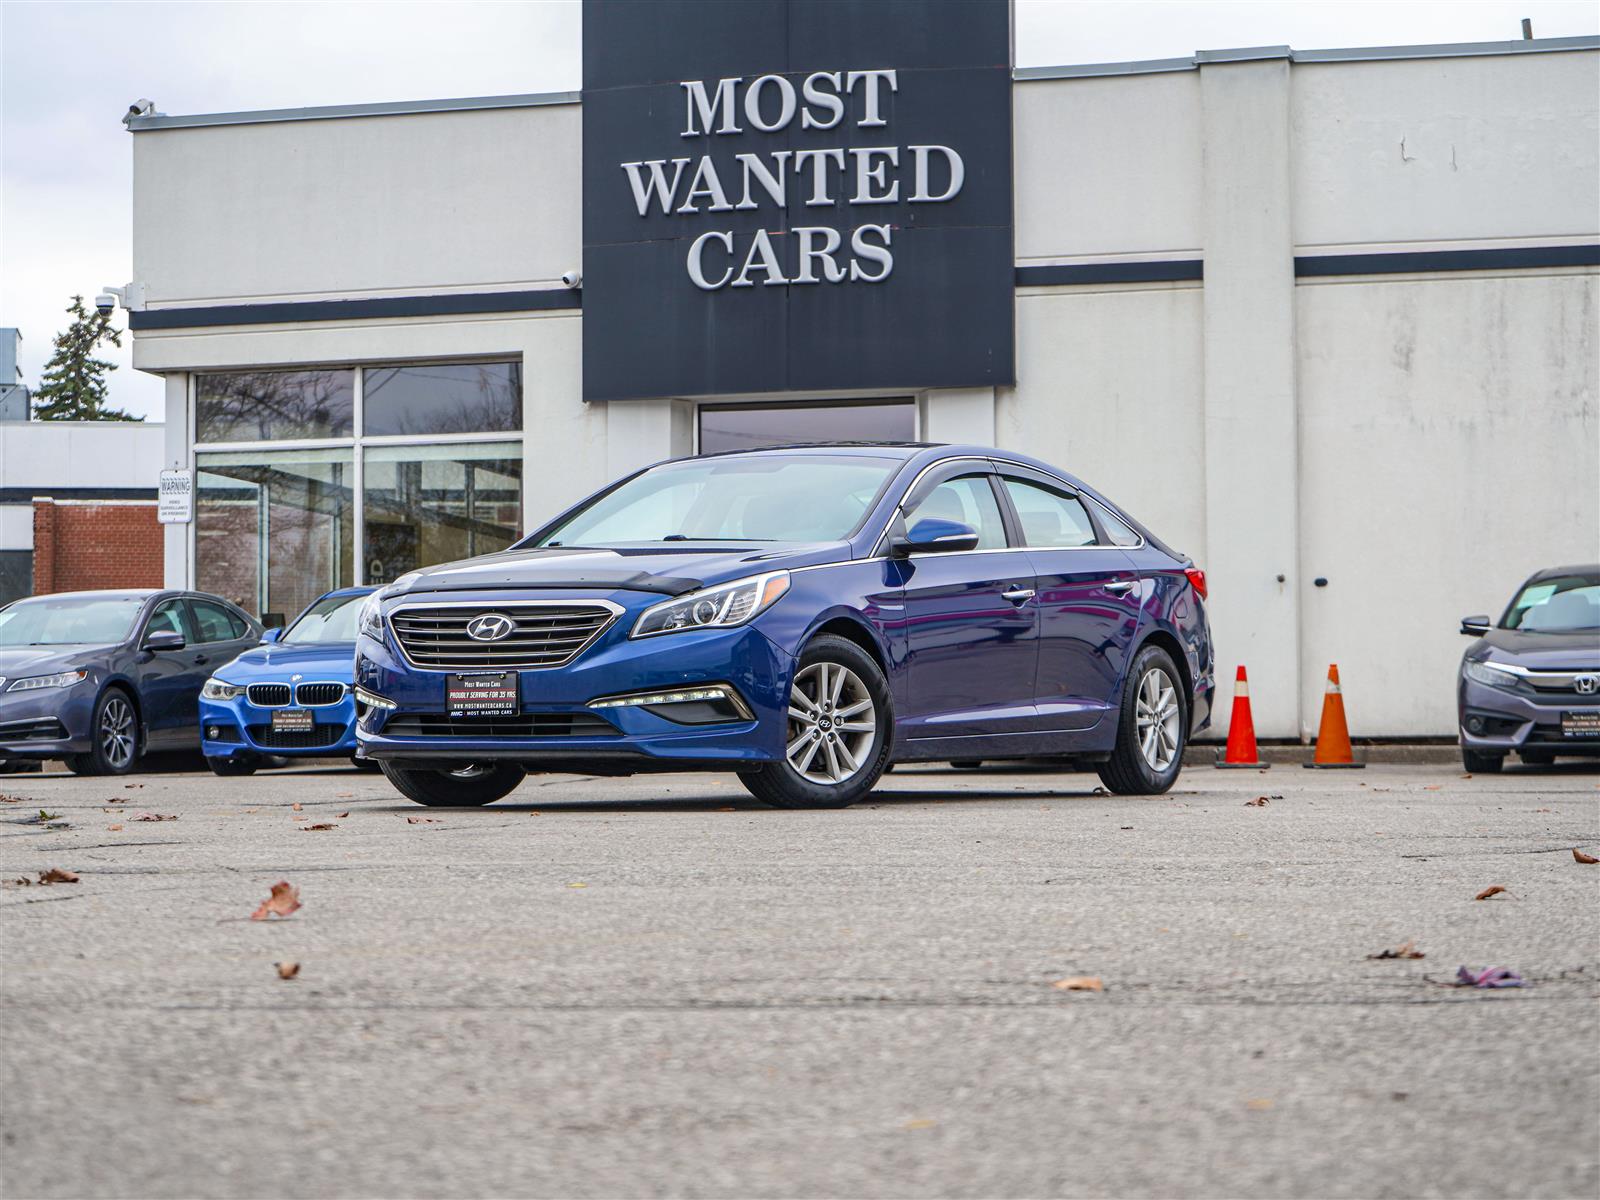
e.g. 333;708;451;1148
1458;564;1600;771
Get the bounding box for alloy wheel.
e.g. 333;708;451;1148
1135;667;1181;772
100;696;136;770
786;661;877;785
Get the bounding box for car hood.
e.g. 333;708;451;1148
1469;628;1600;669
0;645;110;677
220;641;358;681
380;543;851;599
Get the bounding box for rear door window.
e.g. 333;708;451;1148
1001;479;1098;548
191;599;247;643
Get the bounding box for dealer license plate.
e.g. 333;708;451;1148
447;672;519;718
271;708;314;733
1561;711;1600;739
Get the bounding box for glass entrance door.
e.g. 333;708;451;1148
697;399;915;454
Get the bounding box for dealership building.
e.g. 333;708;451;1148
121;7;1598;740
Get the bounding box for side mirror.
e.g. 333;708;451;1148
258;628;283;644
143;630;186;652
1460;614;1491;637
891;517;981;558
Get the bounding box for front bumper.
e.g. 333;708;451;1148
0;683;97;758
355;617;794;770
1458;677;1600;756
200;695;359;759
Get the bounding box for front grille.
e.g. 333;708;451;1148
389;603;618;670
381;712;618;739
295;682;345;707
246;722;346;748
246;683;292;707
0;717;67;742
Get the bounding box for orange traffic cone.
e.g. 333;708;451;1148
1216;665;1268;768
1305;663;1365;769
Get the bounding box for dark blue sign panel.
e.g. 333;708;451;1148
581;0;1014;402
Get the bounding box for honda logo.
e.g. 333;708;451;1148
465;613;515;642
1576;674;1600;695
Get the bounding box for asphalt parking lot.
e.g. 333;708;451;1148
2;759;1596;1200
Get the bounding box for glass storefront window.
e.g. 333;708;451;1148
362;443;522;583
698;400;914;454
362;362;522;436
196;448;354;624
196;369;354;442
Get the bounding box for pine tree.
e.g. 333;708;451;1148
30;295;140;421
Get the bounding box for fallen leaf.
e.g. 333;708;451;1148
1368;941;1425;960
7;876;32;886
250;881;301;920
902;1118;936;1130
131;811;177;822
1455;965;1525;989
1244;796;1270;807
528;811;541;816
336;792;353;798
335;812;350;819
302;823;339;831
1246;1098;1275;1111
1052;976;1103;992
293;813;308;821
567;882;588;889
243;809;257;814
36;809;59;821
1474;885;1508;901
275;961;300;980
107;824;123;832
123;783;144;789
1119;825;1133;830
717;806;736;812
37;867;79;885
1423;785;1442;791
1574;849;1599;865
406;816;439;824
105;796;127;804
291;802;303;812
0;793;23;803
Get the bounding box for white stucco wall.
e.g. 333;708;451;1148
0;421;168;550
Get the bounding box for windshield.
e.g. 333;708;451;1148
1503;575;1600;632
533;454;899;547
0;595;146;646
283;592;368;644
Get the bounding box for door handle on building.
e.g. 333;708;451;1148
1002;587;1035;604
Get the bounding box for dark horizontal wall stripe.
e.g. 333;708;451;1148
1296;243;1600;277
1016;260;1204;286
128;288;582;331
1;488;155;503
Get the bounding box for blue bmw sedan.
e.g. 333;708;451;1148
354;445;1214;808
200;587;377;775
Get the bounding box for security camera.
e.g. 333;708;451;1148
128;99;155;118
561;270;582;289
94;293;118;316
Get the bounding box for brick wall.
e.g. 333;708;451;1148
31;499;163;595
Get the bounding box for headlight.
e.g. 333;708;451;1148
631;571;791;638
1464;660;1520;691
201;677;246;701
358;594;385;641
353;685;397;711
7;670;88;692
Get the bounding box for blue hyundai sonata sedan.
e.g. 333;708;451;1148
200;587;377;775
354;444;1214;808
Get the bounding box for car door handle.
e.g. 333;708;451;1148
1104;580;1138;594
192;654;209;665
1002;587;1036;604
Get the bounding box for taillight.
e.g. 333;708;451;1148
1184;567;1208;600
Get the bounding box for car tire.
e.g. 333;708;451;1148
379;760;526;806
1519;749;1555;767
349;755;383;773
66;688;141;777
1098;645;1187;796
1462;747;1504;773
206;756;257;777
740;634;892;809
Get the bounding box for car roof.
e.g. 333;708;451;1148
1525;564;1600;583
18;588;165;602
691;442;933;461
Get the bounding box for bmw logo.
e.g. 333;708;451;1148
465;613;516;642
1576;674;1600;696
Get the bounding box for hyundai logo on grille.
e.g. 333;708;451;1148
465;613;516;642
1576;674;1600;695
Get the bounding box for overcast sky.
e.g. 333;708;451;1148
2;0;1595;421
